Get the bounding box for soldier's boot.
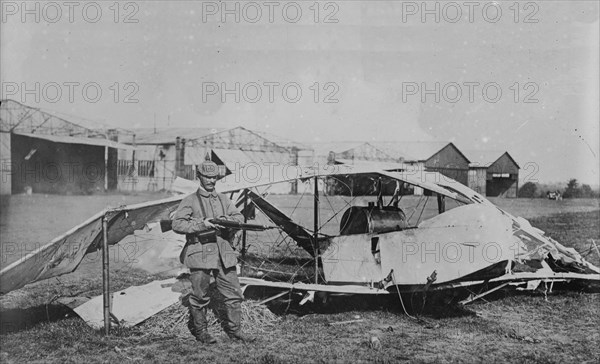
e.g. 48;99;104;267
224;302;255;343
227;330;256;343
190;307;217;344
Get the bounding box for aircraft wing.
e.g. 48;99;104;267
0;196;183;294
173;164;482;205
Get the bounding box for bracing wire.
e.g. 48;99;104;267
415;195;430;226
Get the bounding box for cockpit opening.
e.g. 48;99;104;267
339;203;408;235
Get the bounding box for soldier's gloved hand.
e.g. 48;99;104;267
204;218;224;230
203;218;217;229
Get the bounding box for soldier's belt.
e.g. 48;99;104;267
188;230;219;244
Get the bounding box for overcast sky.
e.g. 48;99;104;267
2;1;598;185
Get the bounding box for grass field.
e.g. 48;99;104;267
0;193;599;363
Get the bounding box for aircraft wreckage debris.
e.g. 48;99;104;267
2;167;598;333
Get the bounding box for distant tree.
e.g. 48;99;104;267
518;182;537;198
581;184;595;198
563;179;581;198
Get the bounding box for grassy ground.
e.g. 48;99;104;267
0;194;599;363
1;287;598;363
489;197;599;219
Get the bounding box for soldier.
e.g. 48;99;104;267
172;160;254;344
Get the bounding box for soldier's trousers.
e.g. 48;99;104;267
188;259;243;334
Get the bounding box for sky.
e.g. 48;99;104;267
1;1;598;185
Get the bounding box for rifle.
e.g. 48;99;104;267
160;218;276;233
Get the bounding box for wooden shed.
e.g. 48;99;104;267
486;152;520;197
466;150;520;198
377;142;471;186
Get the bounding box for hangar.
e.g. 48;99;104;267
465;150;520;198
116;127;223;192
0;100;132;195
118;126;313;194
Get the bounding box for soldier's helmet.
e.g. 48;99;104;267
197;160;219;178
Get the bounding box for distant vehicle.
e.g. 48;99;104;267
547;190;562;200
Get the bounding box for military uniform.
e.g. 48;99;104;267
172;166;246;342
173;188;242;270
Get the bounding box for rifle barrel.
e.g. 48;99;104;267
160;218;276;232
210;218;275;231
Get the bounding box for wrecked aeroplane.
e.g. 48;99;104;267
1;164;598;329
